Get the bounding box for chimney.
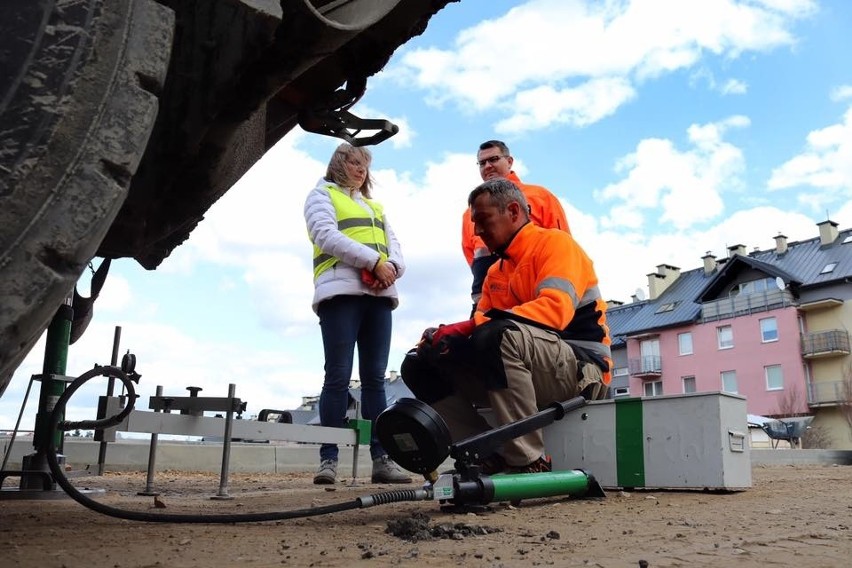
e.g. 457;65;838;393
817;219;839;245
647;264;680;300
774;234;788;254
727;244;746;258
606;299;624;309
388;370;398;382
702;252;717;275
657;264;680;280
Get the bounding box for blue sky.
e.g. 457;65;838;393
3;0;851;431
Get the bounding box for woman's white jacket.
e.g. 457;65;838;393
304;178;405;313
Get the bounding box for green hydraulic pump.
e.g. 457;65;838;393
375;396;605;509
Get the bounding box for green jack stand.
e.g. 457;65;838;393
0;300;72;498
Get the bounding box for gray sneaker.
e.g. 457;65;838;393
313;459;337;485
371;455;412;484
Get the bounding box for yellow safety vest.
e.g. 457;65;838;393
312;185;388;279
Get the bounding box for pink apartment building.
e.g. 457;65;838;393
606;220;852;448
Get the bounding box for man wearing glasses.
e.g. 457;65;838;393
462;140;570;310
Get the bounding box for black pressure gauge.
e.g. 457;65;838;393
376;398;452;474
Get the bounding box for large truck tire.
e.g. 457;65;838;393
0;0;174;395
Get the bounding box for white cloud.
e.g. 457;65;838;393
687;66;748;95
395;0;814;131
496;77;636;133
688;69;747;95
595;116;748;230
768;105;852;208
721;78;748;95
92;273;132;312
830;85;852;101
242;250;317;333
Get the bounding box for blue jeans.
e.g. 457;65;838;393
317;295;393;462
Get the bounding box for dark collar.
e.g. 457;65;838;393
493;221;531;259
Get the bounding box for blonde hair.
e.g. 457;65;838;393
325;143;374;198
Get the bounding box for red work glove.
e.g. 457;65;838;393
431;319;476;348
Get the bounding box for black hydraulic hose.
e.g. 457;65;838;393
44;366;431;523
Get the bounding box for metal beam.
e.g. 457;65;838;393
102;402;358;446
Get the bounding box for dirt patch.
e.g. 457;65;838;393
385;511;502;542
2;464;851;567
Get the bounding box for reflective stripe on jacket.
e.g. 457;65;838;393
474;223;612;384
312;184;387;279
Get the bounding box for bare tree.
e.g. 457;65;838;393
775;384;804;418
840;360;852;436
771;384;813;448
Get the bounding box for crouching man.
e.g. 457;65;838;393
401;178;612;474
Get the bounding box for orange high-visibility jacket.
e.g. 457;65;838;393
474;222;612;383
462;171;569;267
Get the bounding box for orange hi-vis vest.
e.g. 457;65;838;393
462;171;569;267
474;222;612;384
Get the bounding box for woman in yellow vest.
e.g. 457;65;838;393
303;143;411;485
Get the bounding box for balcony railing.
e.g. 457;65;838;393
701;289;796;322
801;329;851;358
806;380;851;406
628;356;662;378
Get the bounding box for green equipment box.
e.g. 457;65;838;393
543;391;751;490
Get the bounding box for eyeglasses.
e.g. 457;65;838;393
477;155;506;168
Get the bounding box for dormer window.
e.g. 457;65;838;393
820;262;837;275
656;302;677;313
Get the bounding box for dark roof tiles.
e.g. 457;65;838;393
606;226;852;338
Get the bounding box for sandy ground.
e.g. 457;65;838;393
2;463;851;567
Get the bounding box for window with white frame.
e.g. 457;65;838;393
678;332;693;355
613;386;630;397
682;376;696;393
765;365;783;390
639;338;661;372
717;325;734;349
613;367;629;377
760;317;778;343
721;370;737;393
644;381;663;397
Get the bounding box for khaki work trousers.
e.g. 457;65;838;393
432;322;581;467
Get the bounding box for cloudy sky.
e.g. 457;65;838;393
3;0;851;433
